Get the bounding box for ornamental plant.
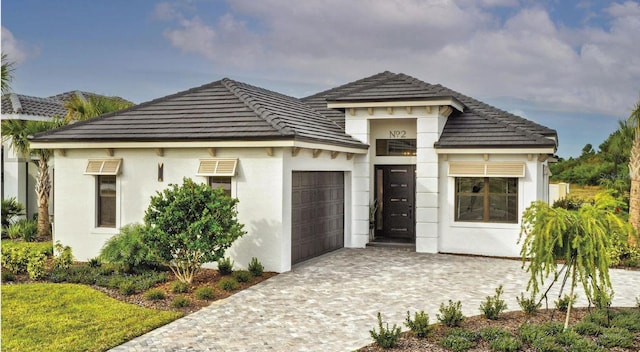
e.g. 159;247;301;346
143;178;245;284
519;191;636;330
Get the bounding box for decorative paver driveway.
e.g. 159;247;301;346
110;248;640;352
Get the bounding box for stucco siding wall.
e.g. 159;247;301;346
53;148;287;272
438;154;541;257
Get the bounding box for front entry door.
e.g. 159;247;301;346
375;165;415;241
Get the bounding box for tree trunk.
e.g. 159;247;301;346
629;135;640;246
35;156;52;239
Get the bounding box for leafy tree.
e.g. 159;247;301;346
143;178;245;283
519;191;635;330
581;143;595;157
1;119;64;238
628;99;640;242
64;94;133;122
1;53;14;94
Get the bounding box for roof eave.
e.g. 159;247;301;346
326;97;464;112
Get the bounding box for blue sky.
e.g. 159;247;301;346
2;0;639;157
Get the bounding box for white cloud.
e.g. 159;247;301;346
1;26;32;63
155;0;640;117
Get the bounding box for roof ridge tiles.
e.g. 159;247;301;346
220;78;296;136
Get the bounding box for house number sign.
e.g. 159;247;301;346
389;130;407;138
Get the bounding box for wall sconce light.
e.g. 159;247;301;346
158;162;164;182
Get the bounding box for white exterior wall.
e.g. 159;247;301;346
345;113;371;248
53;147;289;272
438;154;543;257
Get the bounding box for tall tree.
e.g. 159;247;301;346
1;53;15;94
1;119;63;238
629;99;640;243
64;94;133;122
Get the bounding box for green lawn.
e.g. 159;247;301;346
1;283;182;352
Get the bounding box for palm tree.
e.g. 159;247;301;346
629;99;640;244
1;119;63;239
64;94;133;122
2;53;15;94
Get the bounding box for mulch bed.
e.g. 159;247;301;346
359;308;640;351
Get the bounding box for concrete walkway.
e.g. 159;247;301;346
110;248;640;352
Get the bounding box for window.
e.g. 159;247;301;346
376;139;417;156
455;177;518;223
209;177;231;196
97;175;116;227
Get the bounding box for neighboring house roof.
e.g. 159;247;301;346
1;91;133;121
1;93;68;119
303;71;557;150
31;78;368;150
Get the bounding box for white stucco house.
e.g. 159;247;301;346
30;72;557;273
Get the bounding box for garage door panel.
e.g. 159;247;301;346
291;171;344;265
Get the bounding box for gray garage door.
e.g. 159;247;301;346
291;171;344;265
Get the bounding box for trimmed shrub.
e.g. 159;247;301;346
144;289;165;300
99;223;159;273
171;281;189;293
217;257;233;276
437;300;465;327
53;241;73;270
26;252;47;280
369;312;401;349
1;247;29;273
170;296;190;308
479;285;507;320
516;292;541;316
404;310;432;338
233;270;252;283
248;257;264;277
597;327;634;348
217;277;239;291
194;286;215;300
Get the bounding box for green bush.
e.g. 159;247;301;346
440;329;477;352
2;270;16;281
143;178;246;284
100;223;159;273
1;197;25;230
248;257;264;277
2;240;53;256
592;287;614;309
555;330;583;346
516;292;541;316
555;294;575;312
118;281;137;295
1;247;29;273
87;257;102;268
611;309;640;331
479;327;510;341
233;270;252;283
6;223;23;240
573;321;602;336
479;285;507;320
583;309;613;327
489;336;522;352
170;295;190;308
6;219;37;241
217;277;239;291
217;257;234;275
171;281;189;293
597;327;634;348
53;241;73;270
26;252;47;280
404;310;432;338
565;338;601;352
437;300;465;327
144;289;165;300
369;312;401;349
194;286;215;300
531;336;563;352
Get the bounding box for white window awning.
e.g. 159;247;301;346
448;162;525;178
197;159;238;177
85;159;123;175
